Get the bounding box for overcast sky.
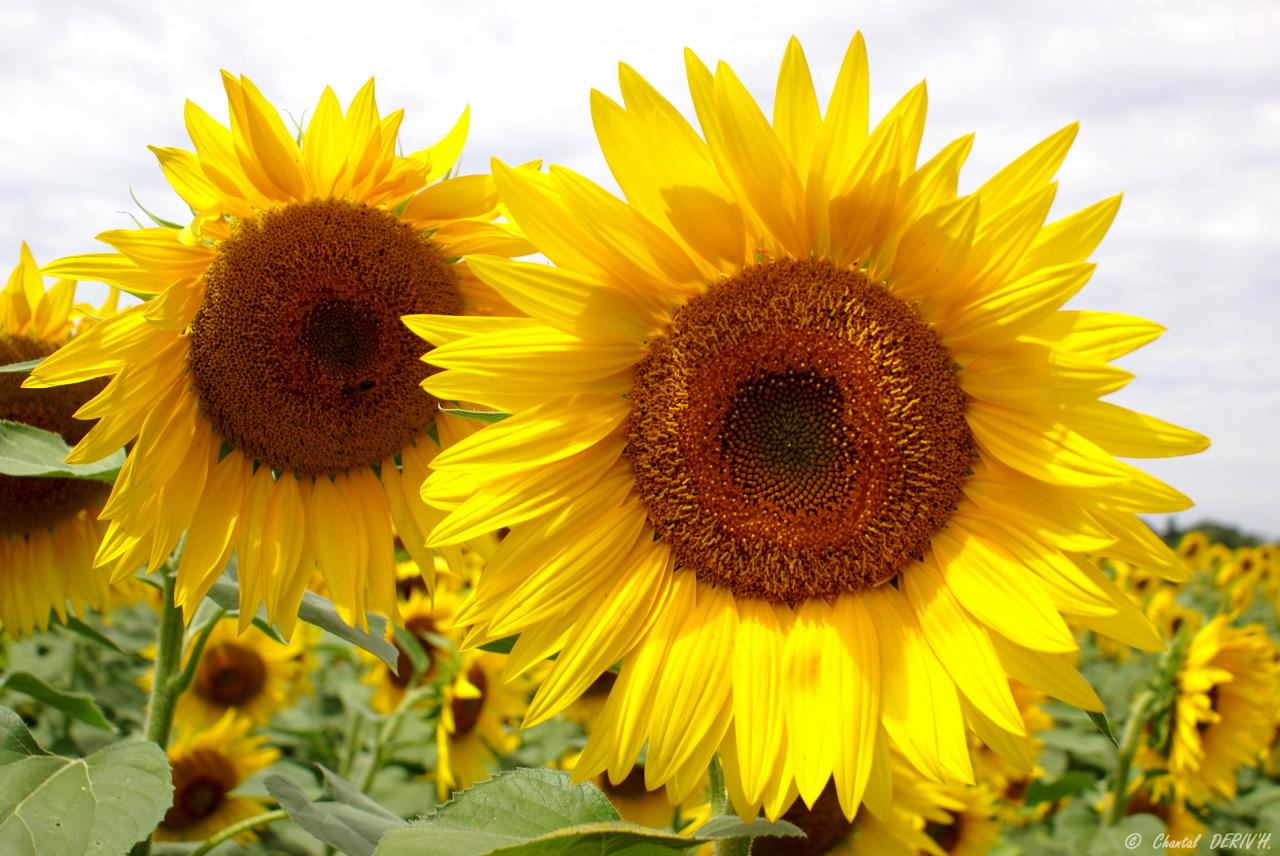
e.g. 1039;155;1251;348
2;0;1276;535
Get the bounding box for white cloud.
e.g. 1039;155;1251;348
1;0;1276;534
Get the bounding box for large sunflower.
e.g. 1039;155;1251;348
1;244;119;636
413;34;1208;821
25;74;528;634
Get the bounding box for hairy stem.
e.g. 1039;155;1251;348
1107;689;1155;826
709;755;751;856
131;572;188;856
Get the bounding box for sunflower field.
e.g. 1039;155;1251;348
1;31;1274;856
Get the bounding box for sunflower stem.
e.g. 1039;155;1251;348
708;755;752;856
131;571;187;856
187;808;289;856
1107;689;1155;826
143;572;186;748
170;608;226;697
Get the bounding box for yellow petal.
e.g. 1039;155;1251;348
930;526;1078;653
645;584;736;787
302;86;348;198
902;561;1026;735
1065;400;1210;458
713;61;808;255
1024;310;1164;363
785;598;839;806
772;36;821;177
464;255;661;344
523;538;671;725
974;123;1077;219
990;634;1102;711
831;594;879;820
733;599;789;805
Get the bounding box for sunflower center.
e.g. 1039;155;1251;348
0;334;108;536
450;664;488;736
752;781;852;856
390;615;442;688
626;259;973;604
600;765;650;800
193;642;268;707
926;816;965;853
162;749;235;831
188;199;461;476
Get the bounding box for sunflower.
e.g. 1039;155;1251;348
1142;616;1280;805
1175;531;1209;570
163;616;313;728
435;650;530;799
412;34;1207;820
156;711;279;842
25;74;529;636
363;565;465;714
0;244;121;637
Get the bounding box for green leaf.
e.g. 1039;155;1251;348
130;187;185;230
1024;771;1096;806
375;768;799;856
0;706;172;855
266;768;406;856
479;635;518;655
205;569;399;671
0;358;42;375
0;672;115;732
53;615;126;654
1088;710;1119;748
439;407;510;424
0;421;125;482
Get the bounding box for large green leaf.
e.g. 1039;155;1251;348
0;421;125;482
0;672;115;732
0;706;171;855
375;768;799;856
267;768;406;856
205;570;399;671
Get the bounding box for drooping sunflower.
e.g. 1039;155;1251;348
25;74;528;635
1142;616;1280;805
1;244;120;637
412;34;1207;820
156;711;279;842
163;616;313;728
435;650;530;799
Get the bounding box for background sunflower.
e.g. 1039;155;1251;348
1;244;118;636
